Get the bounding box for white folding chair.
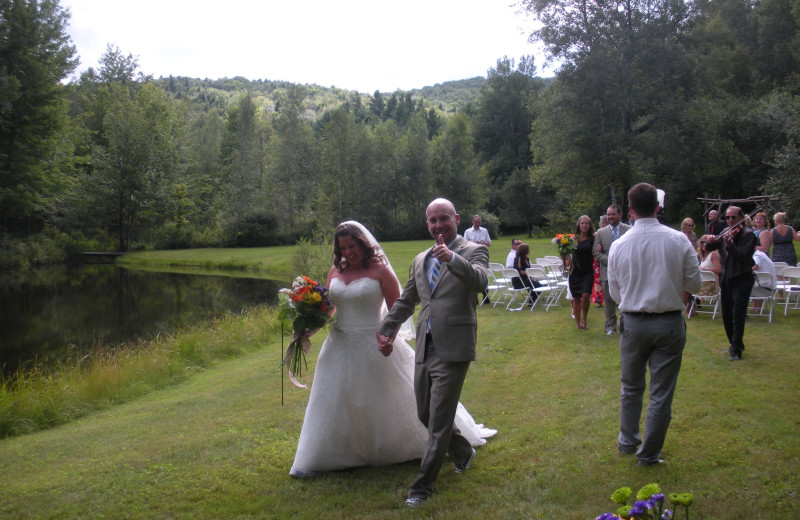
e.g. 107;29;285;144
526;266;559;310
488;263;511;308
501;268;532;311
772;261;789;272
779;266;800;315
748;271;776;323
688;270;720;319
482;267;507;307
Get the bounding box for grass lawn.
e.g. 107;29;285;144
1;241;798;519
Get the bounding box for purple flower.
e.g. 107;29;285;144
595;514;618;520
652;493;665;503
629;506;646;517
662;510;674;520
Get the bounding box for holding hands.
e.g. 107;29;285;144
377;333;393;357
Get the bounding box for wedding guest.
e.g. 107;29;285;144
291;221;494;478
681;218;697;247
506;238;521;268
706;209;725;235
771;212;799;265
465;214;492;303
592;217;608;307
593;204;631;335
751;249;776;311
513;243;540;304
752;212;772;255
464;214;491;247
680;218;699;313
697;235;722;297
567;215;595;330
608;182;701;466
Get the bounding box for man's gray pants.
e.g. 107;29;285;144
618;312;685;465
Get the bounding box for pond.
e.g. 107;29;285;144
0;264;282;375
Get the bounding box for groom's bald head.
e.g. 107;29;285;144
426;198;460;244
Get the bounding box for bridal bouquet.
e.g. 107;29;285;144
552;233;576;257
278;275;332;388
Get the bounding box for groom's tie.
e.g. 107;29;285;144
611;226;618;241
429;258;442;291
427;257;441;333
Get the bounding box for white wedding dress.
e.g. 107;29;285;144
290;277;495;476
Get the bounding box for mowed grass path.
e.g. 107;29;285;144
1;241;798;519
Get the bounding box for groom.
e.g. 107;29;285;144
377;198;489;507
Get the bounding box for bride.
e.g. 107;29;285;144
290;221;495;477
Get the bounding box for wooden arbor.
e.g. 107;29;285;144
697;195;785;229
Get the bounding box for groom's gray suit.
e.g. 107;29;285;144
378;234;489;501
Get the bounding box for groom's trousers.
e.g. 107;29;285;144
409;336;472;499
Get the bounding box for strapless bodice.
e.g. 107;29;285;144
329;277;383;331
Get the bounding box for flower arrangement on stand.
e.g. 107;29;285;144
277;275;332;389
595;483;694;520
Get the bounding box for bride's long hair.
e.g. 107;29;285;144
332;222;386;271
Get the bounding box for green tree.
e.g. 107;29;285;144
84;83;185;251
220;93;270;244
268;84;318;234
472;56;539;186
0;0;78;235
522;0;697;211
472;56;544;224
430;111;483;212
394;111;432;237
317;106;357;223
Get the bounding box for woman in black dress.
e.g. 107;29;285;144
567;215;595;330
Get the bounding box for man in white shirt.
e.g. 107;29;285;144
505;238;521;268
464;215;491;247
464;215;492;303
608;183;701;467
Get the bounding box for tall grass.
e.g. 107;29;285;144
0;306;282;437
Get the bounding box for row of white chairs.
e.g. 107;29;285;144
484;260;569;312
686;266;800;323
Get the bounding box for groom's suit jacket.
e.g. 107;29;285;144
379;236;489;363
593;223;631;282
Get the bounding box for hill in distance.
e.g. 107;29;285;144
153;75;488;118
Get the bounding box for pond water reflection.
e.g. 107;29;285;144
0;265;281;374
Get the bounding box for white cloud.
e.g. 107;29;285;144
62;0;550;92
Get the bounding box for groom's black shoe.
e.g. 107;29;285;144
455;448;476;474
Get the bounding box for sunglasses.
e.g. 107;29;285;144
725;216;739;220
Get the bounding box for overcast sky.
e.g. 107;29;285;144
61;0;551;93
